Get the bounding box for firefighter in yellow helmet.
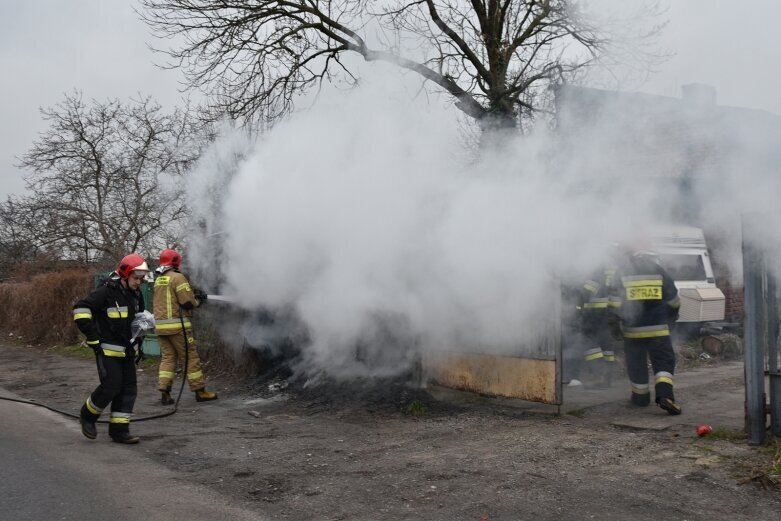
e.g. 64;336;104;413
73;253;149;443
153;248;217;405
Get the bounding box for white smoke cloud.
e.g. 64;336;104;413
186;123;254;289
186;56;781;381
183;67;649;380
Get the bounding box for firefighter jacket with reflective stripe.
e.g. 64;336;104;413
578;267;619;337
611;253;680;338
72;275;145;357
153;268;200;336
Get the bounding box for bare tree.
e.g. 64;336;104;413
0;195;83;276
15;92;206;262
139;0;663;134
0;196;44;271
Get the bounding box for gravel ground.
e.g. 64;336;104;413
1;340;779;521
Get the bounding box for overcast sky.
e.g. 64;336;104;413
1;0;780;199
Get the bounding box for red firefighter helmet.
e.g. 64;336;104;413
117;253;150;279
159;248;182;269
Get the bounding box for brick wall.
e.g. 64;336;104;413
722;285;744;321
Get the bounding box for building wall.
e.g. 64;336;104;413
555;84;781;324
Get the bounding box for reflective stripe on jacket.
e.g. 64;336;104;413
612;253;680;338
72;275;144;357
153;269;199;335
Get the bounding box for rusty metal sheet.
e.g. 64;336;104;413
422;351;560;404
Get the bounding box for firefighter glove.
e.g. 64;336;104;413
667;305;680;324
86;339;100;354
194;288;208;301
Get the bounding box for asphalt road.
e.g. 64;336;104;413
0;389;267;521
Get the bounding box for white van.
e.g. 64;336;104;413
650;226;726;323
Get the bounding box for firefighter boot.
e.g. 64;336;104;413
79;404;97;440
195;389;218;402
656;396;682;415
589;360;609;389
160;389;175;406
581;349;606;388
110;432;141;444
630;392;650;407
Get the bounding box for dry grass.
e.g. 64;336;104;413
0;269;95;344
737;439;781;490
192;309;267;382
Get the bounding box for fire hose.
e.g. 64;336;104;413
0;310;193;424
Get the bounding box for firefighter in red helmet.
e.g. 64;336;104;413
153;248;217;404
72;253;149;443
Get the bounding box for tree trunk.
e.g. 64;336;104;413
478;102;518;150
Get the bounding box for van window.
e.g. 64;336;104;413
657;254;706;281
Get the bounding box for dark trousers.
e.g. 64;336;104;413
624;335;676;403
83;352;137;435
563;325;613;381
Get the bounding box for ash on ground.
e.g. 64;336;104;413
245;368;462;418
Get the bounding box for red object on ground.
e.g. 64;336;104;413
696;424;713;437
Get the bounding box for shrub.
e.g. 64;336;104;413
0;269;95;344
